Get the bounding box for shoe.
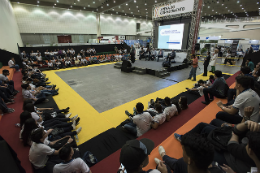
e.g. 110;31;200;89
201;101;209;105
75;117;80;126
187;78;191;80
192;79;196;81
7;108;15;113
5;101;14;105
209;99;214;102
55;88;59;92
174;133;182;142
14;90;19;93
65;113;72;118
72;120;76;130
71;115;78;121
76;127;82;134
150;99;155;105
125;110;133;118
154;158;161;165
158;146;166;157
43;99;49;103
46;82;51;84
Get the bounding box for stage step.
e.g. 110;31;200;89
114;62;122;69
133;70;146;75
133;67;146;73
157;72;170;78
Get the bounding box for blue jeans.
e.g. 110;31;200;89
188;67;197;80
123;122;137;136
10;65;19;71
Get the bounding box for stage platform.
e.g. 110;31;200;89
114;60;188;78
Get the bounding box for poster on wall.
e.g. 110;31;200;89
153;0;194;19
251;45;260;51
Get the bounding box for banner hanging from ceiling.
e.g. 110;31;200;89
153;0;195;19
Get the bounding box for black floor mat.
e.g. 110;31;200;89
78;128;136;163
35;95;59;109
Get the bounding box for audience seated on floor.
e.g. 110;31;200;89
202;70;228;105
53;145;92;173
8;57;20;72
174;108;260;173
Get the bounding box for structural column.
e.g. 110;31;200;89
96;13;101;38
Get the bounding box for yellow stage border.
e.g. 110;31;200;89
43;63;233;145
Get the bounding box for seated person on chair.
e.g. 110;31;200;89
215;76;260;125
157;49;164;62
149;48;157;61
53;145;91;173
144;48;151;61
139;48;145;60
8;57;20;72
201;70;227;105
166;49;176;64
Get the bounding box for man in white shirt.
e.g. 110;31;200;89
163;97;178;121
124;103;153;137
29;128;74;172
53;145;91;173
0;69;18;94
8;58;20;71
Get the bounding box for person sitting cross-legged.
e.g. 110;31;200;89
53;145;91;173
202;70;227;105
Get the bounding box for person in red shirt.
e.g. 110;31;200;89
188;54;198;81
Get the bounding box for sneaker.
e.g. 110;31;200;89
65;113;72;118
192;79;196;81
125;110;133;118
5;101;15;105
75;117;80;126
174;133;182;142
7;108;15;113
76;127;82;134
72;121;76;130
154;158;161;165
71;115;78;121
201;101;209;105
74;148;79;151
43;99;49;103
133;107;137;114
158;146;166;157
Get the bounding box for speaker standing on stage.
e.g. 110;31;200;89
209;49;218;73
130;45;136;63
188;54;198;81
157;49;164;62
203;52;211;76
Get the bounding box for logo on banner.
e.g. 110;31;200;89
153;0;194;19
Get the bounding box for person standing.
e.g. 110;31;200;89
130;45;136;63
203;52;210;76
209;49;218;73
188;54;198;81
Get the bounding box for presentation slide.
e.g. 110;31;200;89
158;24;185;50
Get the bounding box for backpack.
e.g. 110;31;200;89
162;61;170;67
207;126;233;151
82;151;98;167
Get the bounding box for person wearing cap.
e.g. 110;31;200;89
154;132;222;173
119;138;169;173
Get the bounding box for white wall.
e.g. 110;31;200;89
0;0;23;54
12;3;153;37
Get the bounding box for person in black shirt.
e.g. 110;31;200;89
203;52;211;76
139;48;145;60
154;132;223;173
166;50;176;65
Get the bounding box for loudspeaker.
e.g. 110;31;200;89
195;43;200;51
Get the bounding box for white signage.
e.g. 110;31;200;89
249;40;259;44
224;40;233;44
153;0;195;19
118;36;125;40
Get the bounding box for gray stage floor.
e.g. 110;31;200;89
56;65;177;113
132;60;183;70
56;58;241;113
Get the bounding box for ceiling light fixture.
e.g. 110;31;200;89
37;1;39;3
107;4;109;6
54;3;56;5
93;1;95;4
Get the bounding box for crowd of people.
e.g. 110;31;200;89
20;47;132;70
